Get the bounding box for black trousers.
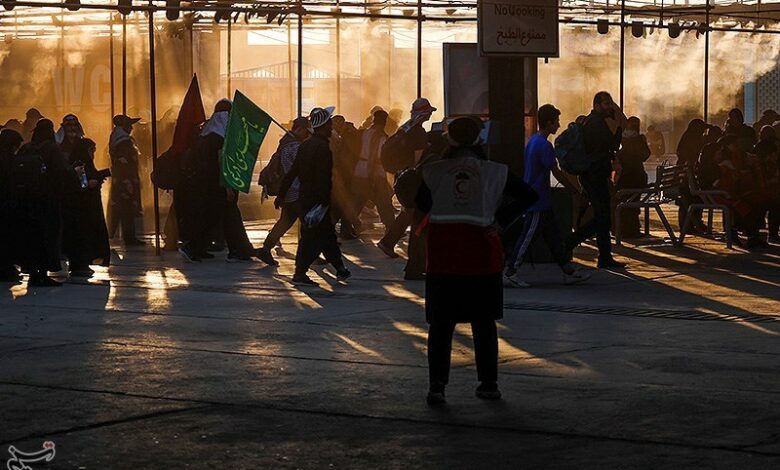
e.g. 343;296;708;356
353;176;396;230
427;319;498;386
570;173;613;261
112;202;137;242
222;199;254;257
507;210;568;269
295;209;345;276
184;189;253;257
0;203;16;274
263;203;300;250
768;203;780;236
380;207;414;248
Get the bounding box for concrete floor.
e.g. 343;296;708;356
1;213;779;469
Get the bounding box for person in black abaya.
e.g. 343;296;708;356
0;129;24;282
15;119;75;287
62;138;111;277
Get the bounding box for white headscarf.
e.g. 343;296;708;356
55;114;85;145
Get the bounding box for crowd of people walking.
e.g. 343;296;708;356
2;91;779;403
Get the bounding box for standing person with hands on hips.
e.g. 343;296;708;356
416;117;537;405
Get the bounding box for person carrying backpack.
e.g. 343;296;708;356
565;91;627;270
255;117;312;266
504;104;591;288
377;98;435;270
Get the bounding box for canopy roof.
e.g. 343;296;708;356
2;0;780;39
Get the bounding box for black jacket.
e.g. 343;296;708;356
583;110;622;176
278;133;333;211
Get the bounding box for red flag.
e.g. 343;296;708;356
170;74;206;154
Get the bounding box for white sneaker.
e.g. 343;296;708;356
503;273;531;288
563;269;592;285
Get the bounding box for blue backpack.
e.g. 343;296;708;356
554;122;591;176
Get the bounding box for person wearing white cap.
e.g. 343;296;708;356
276;107;351;286
377;98;436;280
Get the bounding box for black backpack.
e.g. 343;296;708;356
257;141;298;196
381;129;415;174
151;149;181;190
554;122;592;176
11;146;46;198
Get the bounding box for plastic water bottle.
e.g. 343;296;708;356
76;164;87;189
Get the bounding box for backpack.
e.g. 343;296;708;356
151;149;181;190
381;129;415;174
258;148;286;197
393;166;423;209
11;146;45;198
554;123;592;176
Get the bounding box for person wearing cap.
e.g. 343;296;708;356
414;117;537;405
255;117;312;266
377;98;436;274
108;114;144;246
276;106;351;286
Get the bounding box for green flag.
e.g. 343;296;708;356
220;91;272;193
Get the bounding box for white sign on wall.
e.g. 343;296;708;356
478;0;559;57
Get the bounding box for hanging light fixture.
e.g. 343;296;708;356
3;0;15;11
166;0;180;21
597;18;609;34
118;0;132;16
668;21;681;38
65;0;80;11
631;21;644;38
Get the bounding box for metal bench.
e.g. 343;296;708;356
677;168;734;249
614;163;687;246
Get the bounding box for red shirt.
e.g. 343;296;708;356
426;222;505;275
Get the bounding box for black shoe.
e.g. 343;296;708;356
292;275;318;286
30;276;63;287
340;229;359;240
0;273;21;282
179;247;202;263
746;237;768;250
124;238;146;246
69;269;94;278
255;247;279;266
336;268;352;282
426;383;446;405
475;382;502;400
206;242;225;253
404;272;426;281
377;242;399;259
226;254;252;263
597;259;626;270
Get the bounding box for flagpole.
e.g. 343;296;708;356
148;0;161;256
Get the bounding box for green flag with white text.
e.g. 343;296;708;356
220;91;272;193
